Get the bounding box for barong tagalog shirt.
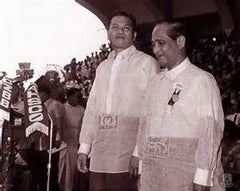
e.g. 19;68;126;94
78;45;159;173
136;58;224;190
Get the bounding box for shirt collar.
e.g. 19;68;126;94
165;57;191;81
108;45;136;60
66;101;72;107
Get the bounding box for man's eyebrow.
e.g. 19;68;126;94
153;39;165;43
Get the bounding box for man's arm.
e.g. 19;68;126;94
129;80;151;178
193;74;224;188
77;66;102;172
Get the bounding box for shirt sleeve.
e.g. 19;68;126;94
134;56;159;157
133;86;151;175
78;66;101;154
193;74;224;186
78;143;91;155
135;78;154;159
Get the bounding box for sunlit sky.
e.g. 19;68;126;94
0;0;108;78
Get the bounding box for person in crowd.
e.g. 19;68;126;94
11;82;24;114
10;83;31;191
58;88;85;191
27;76;64;191
77;10;159;190
134;21;224;190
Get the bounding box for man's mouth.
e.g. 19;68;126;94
115;36;125;39
157;55;164;60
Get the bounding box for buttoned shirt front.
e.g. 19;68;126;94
79;45;159;173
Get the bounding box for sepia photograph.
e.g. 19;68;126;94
0;0;239;190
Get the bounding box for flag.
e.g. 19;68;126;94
0;77;13;121
24;83;49;137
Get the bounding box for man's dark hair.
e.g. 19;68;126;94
108;10;137;32
66;88;79;99
35;75;51;95
157;20;186;40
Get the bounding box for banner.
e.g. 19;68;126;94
0;77;13;121
24;83;49;137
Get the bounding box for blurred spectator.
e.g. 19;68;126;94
189;37;240;118
63;44;111;100
59;88;85;191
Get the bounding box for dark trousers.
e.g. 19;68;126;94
12;165;31;191
89;171;138;191
27;150;60;191
28;150;48;191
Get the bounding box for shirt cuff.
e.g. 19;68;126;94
138;160;142;174
132;145;139;157
78;143;91;155
193;168;213;186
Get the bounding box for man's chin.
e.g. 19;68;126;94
112;43;131;50
157;60;167;67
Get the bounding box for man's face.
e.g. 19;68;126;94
107;15;135;50
68;93;80;106
152;24;181;69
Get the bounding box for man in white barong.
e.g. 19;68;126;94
134;21;225;191
77;10;159;190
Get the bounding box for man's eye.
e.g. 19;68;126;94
124;27;131;31
158;40;166;46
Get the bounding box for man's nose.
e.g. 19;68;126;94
153;46;157;55
153;45;162;55
117;27;125;33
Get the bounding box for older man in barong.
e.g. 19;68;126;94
133;20;225;191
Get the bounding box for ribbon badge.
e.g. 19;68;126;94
168;82;184;106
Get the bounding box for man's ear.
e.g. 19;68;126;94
133;32;137;41
176;35;185;50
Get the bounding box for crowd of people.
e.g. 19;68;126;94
63;44;111;105
189;37;240;118
0;9;239;191
63;36;240;121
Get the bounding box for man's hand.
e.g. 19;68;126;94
193;183;210;191
129;155;139;178
77;153;88;173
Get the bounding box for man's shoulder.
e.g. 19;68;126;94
187;64;216;82
133;49;156;61
47;98;64;110
131;50;158;72
147;71;165;88
180;63;218;90
95;58;111;72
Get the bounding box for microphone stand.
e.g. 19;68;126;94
47;115;53;191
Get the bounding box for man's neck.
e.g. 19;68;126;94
68;101;77;107
114;48;125;55
113;45;132;55
167;56;187;70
